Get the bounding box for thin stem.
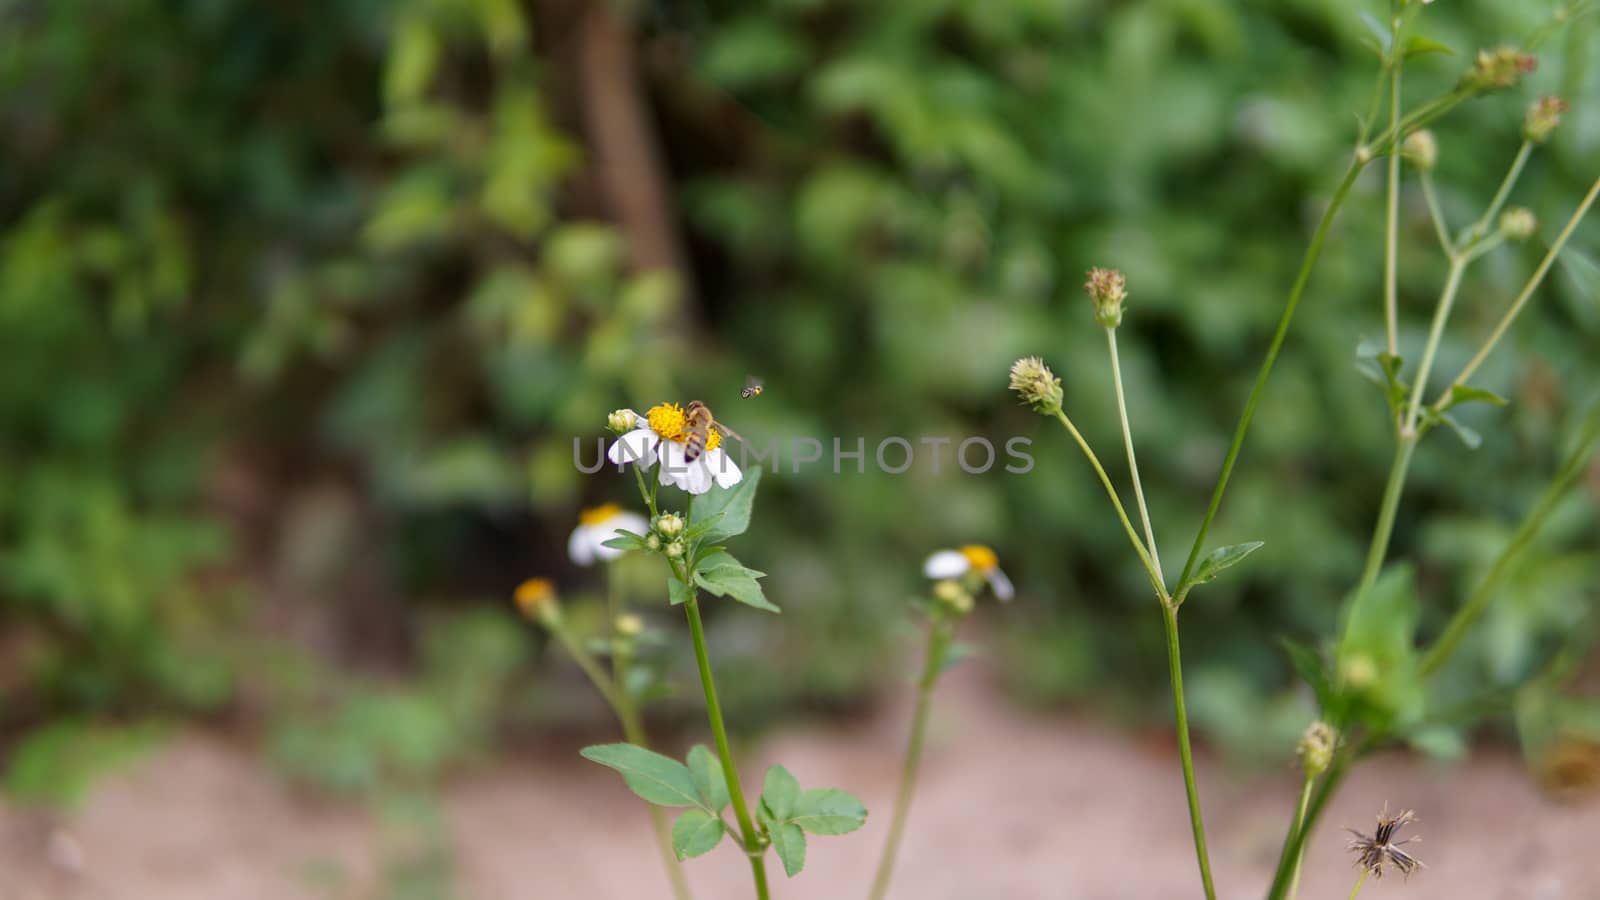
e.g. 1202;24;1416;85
1177;160;1366;590
1161;602;1216;900
1357;437;1417;597
1468;141;1533;245
1403;258;1467;434
550;626;624;715
867;616;954;900
1419;403;1600;677
683;594;771;900
1283;775;1316;900
1267;751;1353;899
1051;410;1164;598
1383;50;1403;357
1348;870;1370;900
1419;172;1454;255
1440;174;1600;397
1107;328;1164;583
634;462;659;518
619;703;697;900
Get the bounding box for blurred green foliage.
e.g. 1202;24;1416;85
2;0;1598;799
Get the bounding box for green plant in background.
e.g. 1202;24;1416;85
1005;3;1600;897
580;405;868;898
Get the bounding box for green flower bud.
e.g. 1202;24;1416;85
665;540;685;560
654;512;685;539
645;533;662;552
1499;207;1537;242
1297;720;1337;777
615;613;643;638
1401;130;1437;173
607;409;638;433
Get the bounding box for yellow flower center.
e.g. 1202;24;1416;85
579;503;622;526
959;544;999;573
646;402;721;450
513;578;556;615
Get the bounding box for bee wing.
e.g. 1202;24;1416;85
744;374;764;389
712;421;747;444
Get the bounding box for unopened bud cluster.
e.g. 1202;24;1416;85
608;409;638;433
932;579;975;616
1009;357;1063;416
1499;208;1537;242
1401;130;1437;173
1084;267;1127;328
1524;96;1567;144
1297;720;1337;777
1460;47;1536;93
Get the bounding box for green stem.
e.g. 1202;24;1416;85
1266;751;1352;899
1283;775;1316;900
1419;403;1600;677
634;462;659;518
1402;258;1467;435
1161;602;1216;900
1438;174;1600;398
1348;870;1370;900
619;703;697;900
683;594;771;900
867;616;954;900
1383;49;1403;357
1419;172;1453;255
1051;410;1164;598
1177;160;1366;590
1357;437;1417;597
1107;328;1164;582
1467;141;1532;245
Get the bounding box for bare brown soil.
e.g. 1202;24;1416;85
3;669;1595;899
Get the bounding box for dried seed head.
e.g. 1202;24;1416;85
1524;96;1568;144
1346;806;1425;880
1500;207;1537;242
1460;47;1537;93
1297;720;1337;777
1084;267;1128;328
1402;130;1438;173
1009;357;1063;416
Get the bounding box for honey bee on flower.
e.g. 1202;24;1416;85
606;403;744;495
923;545;1014;601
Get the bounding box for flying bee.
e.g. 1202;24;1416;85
683;400;746;463
741;376;764;399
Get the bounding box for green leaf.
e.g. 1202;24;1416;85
692;466;762;544
941;641;981;674
669;577;695;606
1403;35;1454;60
671;808;726;859
1358;11;1392;54
580;743;702;808
1336;565;1425;728
767;818;807;877
601;530;647;552
1438;412;1483;449
683;512;726;542
760;764;801;820
1279;638;1333;712
1188;541;1265;588
695;552;780;613
1445;384;1508;410
790;788;867;836
686;744;730;812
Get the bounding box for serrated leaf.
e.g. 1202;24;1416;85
1445;384;1508;410
671;808;726;859
601;530;648;552
686;744;730;812
790;788;867;836
695;552;779;613
580;743;702;808
768;819;806;877
669;577;695;606
761;764;800;820
1188;541;1265;588
1403;35;1454;59
692;466;762;544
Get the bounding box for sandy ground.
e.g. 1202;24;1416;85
3;668;1597;900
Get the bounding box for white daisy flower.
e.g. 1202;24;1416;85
923;544;1014;601
567;503;650;566
605;403;743;495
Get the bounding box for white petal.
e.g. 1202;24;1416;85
923;550;970;579
705;447;744;488
568;524;596;566
986;567;1015;602
608;429;659;468
610;511;650;536
682;458;714;494
657;441;691;491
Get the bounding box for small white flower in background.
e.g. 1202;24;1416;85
568;503;650;566
605;403;743;495
923;544;1014;601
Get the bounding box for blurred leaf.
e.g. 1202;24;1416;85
1403;35;1455;59
580;744;702;808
